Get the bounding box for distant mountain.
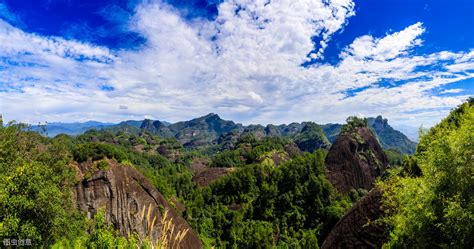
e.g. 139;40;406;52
321;123;342;143
31;121;114;137
368;116;417;154
321;117;417;154
140;113;244;148
293;122;330;152
392;124;420;142
33;114;416;154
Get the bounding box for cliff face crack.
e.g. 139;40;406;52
133;175;162;210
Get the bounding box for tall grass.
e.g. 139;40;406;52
138;204;189;249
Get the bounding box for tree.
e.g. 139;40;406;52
380;100;474;248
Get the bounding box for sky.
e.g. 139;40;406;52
0;0;473;128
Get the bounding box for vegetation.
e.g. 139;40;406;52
0;99;471;248
0;122;86;246
186;150;351;247
379;99;474;248
293;122;330;152
384;149;405;166
340;116;369;135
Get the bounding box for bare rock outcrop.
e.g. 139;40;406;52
74;159;202;248
325;127;389;193
321;188;387;249
192;167;235;187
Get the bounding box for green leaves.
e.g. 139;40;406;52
380;99;474;248
0;123;85;246
188;150;349;247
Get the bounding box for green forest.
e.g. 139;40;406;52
0;98;472;248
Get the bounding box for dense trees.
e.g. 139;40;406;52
0;123;85;246
379;99;474;248
186;151;351;247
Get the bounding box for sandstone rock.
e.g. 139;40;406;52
325;127;389;193
321;188;387;249
74;159;202;248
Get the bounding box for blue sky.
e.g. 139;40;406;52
0;0;473;128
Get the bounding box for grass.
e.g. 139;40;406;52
137;204;189;249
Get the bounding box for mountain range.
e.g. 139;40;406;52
33;113;417;154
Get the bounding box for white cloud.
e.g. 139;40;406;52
0;0;472;128
440;88;464;94
340;22;424;61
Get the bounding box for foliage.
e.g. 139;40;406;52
73;142;127;163
211;136;294;168
384;149;405;166
293;122;330;152
379;99;474;248
186;150;351;247
340;116;368;135
0;122;86;246
51;209;139;249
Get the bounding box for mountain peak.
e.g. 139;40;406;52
202;113;221;120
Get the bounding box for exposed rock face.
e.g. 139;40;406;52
190;158;235;187
74;159;202;248
321;188;387;249
192;167;235;187
325;127;389;193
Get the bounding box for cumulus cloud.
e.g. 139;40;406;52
0;0;472;127
340;22;424;61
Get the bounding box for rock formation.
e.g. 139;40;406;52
368;116;417;154
74;159;202;248
192;167;235;187
321;188;387;249
325;126;389;194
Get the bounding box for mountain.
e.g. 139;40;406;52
393;124;420;142
31;121;114;137
324;99;473;248
368;116;417;154
294;122;331;152
2;99;471;248
325;123;389;193
32;114;416;154
322;188;386;248
140;113;244;148
321;117;417;154
321;123;342;143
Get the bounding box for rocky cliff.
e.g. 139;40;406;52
74;159;202;248
368;116;417;154
321;188;387;249
325;127;389;193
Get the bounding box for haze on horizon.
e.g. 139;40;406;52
0;0;473;128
